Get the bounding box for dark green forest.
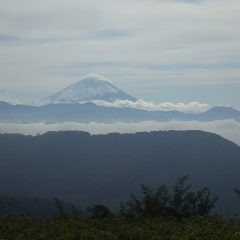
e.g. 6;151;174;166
2;215;240;240
1;130;240;214
1;176;240;239
1;131;240;238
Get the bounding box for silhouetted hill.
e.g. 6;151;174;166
0;130;240;214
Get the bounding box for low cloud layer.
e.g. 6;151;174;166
0;120;239;145
0;90;211;113
91;99;210;113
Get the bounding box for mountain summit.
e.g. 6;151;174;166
46;74;137;103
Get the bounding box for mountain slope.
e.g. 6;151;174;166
46;74;137;103
195;106;240;121
0;130;240;214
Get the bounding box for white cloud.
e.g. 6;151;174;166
0;120;239;145
0;91;22;105
90;99;210;113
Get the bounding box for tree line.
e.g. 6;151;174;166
54;175;240;220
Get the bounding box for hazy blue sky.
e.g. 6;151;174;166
0;0;240;108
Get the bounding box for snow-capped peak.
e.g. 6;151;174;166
81;74;112;83
46;74;137;104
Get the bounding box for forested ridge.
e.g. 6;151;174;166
1;130;240;213
1;130;240;238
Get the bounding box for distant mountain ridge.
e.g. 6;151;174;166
195;106;240;121
0;74;239;123
0;100;239;123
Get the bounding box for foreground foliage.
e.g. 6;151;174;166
1;176;239;239
1;215;240;240
120;176;219;219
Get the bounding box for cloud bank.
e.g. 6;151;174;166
0;89;211;113
91;99;210;113
0;120;239;145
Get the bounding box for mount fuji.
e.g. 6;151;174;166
0;74;240;123
46;74;137;104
